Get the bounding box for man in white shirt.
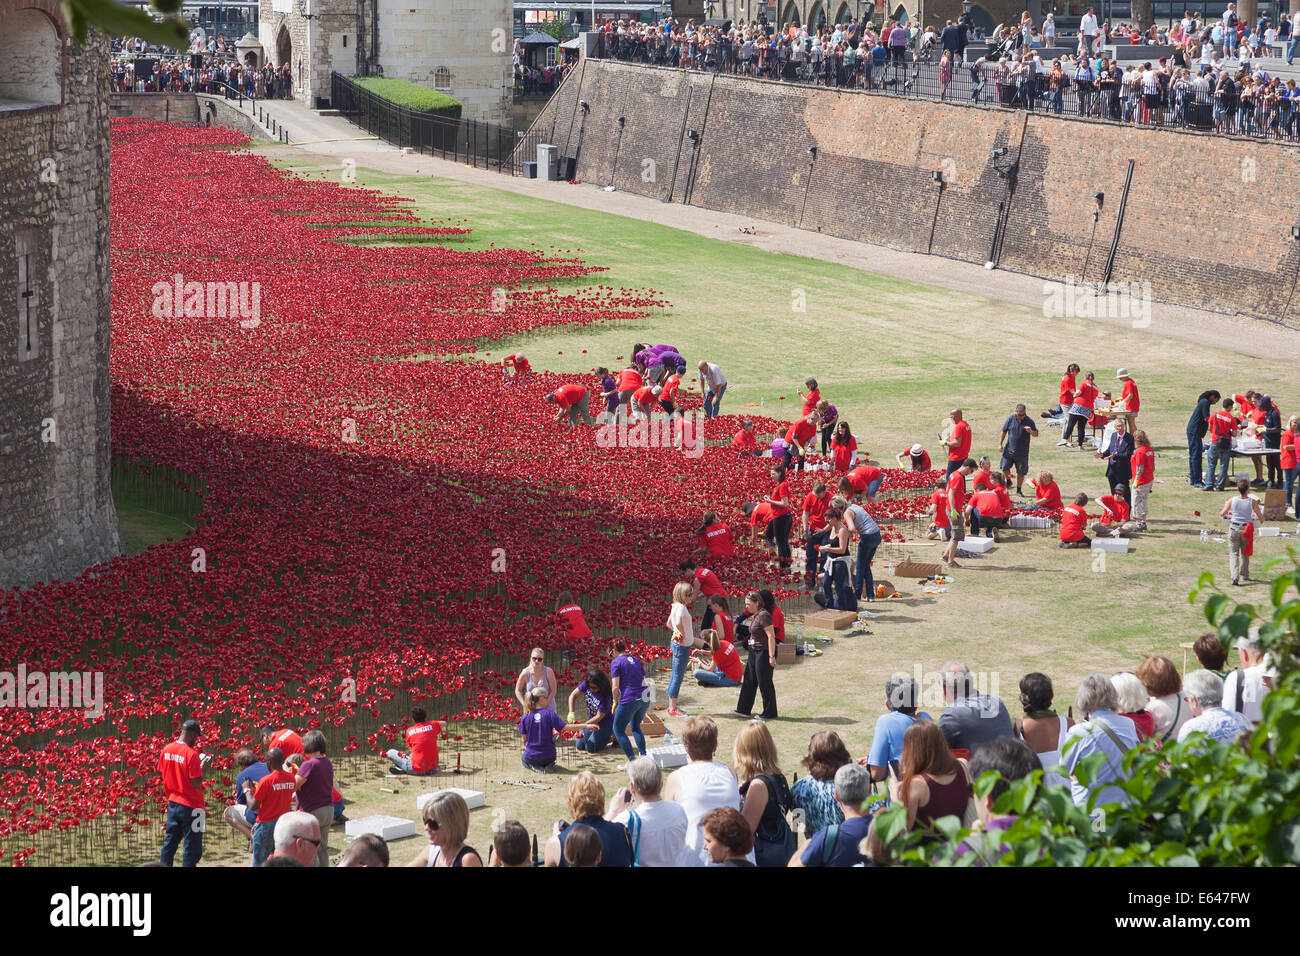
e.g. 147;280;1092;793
607;757;689;867
697;360;727;418
1222;632;1269;725
1223;3;1239;55
1080;7;1100;55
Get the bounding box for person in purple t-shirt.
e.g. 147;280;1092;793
610;642;650;762
520;687;598;773
293;730;334;868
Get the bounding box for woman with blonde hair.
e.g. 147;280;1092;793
408;790;483;867
666;580;702;719
733;721;796;866
514;647;557;713
544;771;633;867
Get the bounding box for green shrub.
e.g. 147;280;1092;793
871;548;1300;866
349;77;463;118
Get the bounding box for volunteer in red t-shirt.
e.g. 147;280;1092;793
965;486;1007;539
616;364;643;419
763;465;794;570
658;370;682;418
1206;398;1239;492
680;557;727;627
1059;493;1091;548
1281;416;1298;516
839;464;884;501
691;629;743;688
159;719;210;867
696;511;735;557
800;377;821;416
546;383;595;426
1116;368;1139;429
731;419;758;453
895;443;932;471
1045;363;1079;418
1093;489;1136;538
830;422;859;472
801;480;833;588
244;747;296;866
941;409;973;478
555;589;593;641
972;457;993;492
943;458;977;567
784;413;819;471
1130;430;1155;530
631;383;659;421
386;707;442;775
707;594;735;645
926;478;952;540
502;353;531;381
1032;471;1063;511
262;726;304;759
1063;372;1097;449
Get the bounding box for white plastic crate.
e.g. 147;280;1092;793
648;743;688;769
957;536;996;553
1008;515;1051;529
344;814;417;842
416;787;485;813
1090;537;1130;553
1259;525;1280;537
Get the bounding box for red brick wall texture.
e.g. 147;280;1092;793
528;60;1300;326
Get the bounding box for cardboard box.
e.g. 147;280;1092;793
416;788;485;813
895;558;941;578
1090;537;1130;553
344;815;417;842
774;642;798;665
1264;489;1287;508
1263;506;1288;520
638;712;666;738
957;536;996;554
803;609;859;630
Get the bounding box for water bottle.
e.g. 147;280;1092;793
887;561;895;576
647;681;657;704
664;730;673;749
1200;528;1209;543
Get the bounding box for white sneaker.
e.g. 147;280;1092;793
1056;439;1070;446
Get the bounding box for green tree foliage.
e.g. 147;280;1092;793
873;548;1300;866
64;0;188;49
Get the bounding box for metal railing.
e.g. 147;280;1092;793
331;73;522;173
589;39;1300;144
113;85;290;143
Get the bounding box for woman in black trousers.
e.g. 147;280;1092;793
734;591;777;721
763;464;794;572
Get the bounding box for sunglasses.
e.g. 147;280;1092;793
296;835;321;846
424;819;440;830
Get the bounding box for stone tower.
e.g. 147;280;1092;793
0;0;120;590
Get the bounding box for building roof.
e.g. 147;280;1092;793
520;31;561;45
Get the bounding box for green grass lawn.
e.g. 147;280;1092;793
191;156;1300;867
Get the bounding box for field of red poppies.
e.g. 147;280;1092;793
0;120;1059;865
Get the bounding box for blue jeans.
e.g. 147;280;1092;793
161;801;204;867
945;459;962;478
613;698;649;760
385;750;437;774
1207;442;1230;490
822;557;857;610
854;530;882;599
1187;432;1206;486
252;819;276;867
694;668;740;687
576;723;613;752
667;642;691;700
866;477;882;498
703;382;727;418
1289;35;1300;63
1284;467;1298;510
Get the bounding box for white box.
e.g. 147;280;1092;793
1090;537;1130;553
648;743;688;769
1259;526;1280;537
416;788;485;813
1008;515;1051;529
957;536;996;553
344;814;417;842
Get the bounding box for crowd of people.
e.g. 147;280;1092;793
109;31;294;98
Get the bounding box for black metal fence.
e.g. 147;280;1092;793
331;73;524;172
591;39;1300;143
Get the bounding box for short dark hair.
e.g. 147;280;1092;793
411;708;427;724
339;833;389;867
234;748;257;769
700;807;754;856
1193;633;1228;672
493;821;531;866
1018;672;1054;712
968;737;1041;804
563;824;603;867
963;457;978;469
301;730;327;756
801;731;853;782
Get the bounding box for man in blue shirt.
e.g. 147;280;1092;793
224;747;268;842
999;403;1039;496
863;674;930;782
791;764;874;866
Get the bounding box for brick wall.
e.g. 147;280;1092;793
536;59;1300;326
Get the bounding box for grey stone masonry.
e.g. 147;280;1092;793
1;5;121;590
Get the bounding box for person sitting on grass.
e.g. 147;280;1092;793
544;383;596;426
1059;493;1091;549
519;687;598;774
1031;470;1062;510
385;708;441;776
566;669;615;753
789;762;875;867
224;747;266;844
691;628;743;688
1091;486;1136;538
700;807;756;867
